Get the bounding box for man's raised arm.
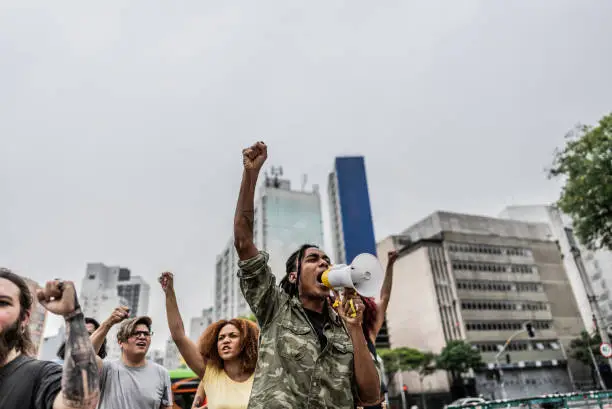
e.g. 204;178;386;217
234;142;283;326
233;141;267;261
36;280;100;409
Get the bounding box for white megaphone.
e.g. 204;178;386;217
320;253;384;298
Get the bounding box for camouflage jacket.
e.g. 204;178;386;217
238;251;381;409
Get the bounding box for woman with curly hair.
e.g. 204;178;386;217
191;318;259;409
158;272;258;409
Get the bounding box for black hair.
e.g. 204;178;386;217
0;268;36;356
279;244;319;297
57;316;107;360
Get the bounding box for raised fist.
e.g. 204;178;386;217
388;250;399;265
242;141;267;172
159;271;174;294
36;280;78;317
108;306;130;325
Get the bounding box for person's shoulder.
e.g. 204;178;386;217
26;357;62;372
147;360;170;375
16;357;62;382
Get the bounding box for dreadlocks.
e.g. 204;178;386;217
279;244;319;297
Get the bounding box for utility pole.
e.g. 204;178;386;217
396;355;408;409
495;323;535;400
571;246;612;376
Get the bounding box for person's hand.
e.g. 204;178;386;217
327;289;341;311
36;280;78;317
338;289;364;327
159;271;174;294
242;141;267;172
192;396;207;409
387;250;398;266
107;306;130;325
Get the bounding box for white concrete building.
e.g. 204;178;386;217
117;273;150;318
79;263;149;360
39;326;65;362
164;337;181;370
499;205;612;331
189;307;214;343
215;169;324;320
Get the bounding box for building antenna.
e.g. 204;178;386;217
301;174;308;191
270;166;282;188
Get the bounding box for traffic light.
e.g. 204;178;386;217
506;353;511;364
525;322;535;338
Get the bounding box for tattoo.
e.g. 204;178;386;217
61;310;100;408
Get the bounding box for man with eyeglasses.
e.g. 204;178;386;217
90;308;173;409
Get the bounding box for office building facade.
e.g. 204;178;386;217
190;307;214;343
80;262;149;360
500;205;612;330
215;169;325;320
116;270;150;318
378;211;588;399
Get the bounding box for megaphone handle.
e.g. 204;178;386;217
349;299;357;318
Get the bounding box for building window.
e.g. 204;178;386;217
465;320;551;331
452;262;535;274
460;300;546;311
448;243;532;257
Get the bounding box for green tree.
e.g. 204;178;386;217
569;330;602;367
239;313;257;323
379;347;428;376
548;113;612;250
379;348;437;409
436;340;483;380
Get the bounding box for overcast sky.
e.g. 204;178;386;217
1;1;610;350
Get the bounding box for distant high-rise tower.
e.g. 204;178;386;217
215;166;325;320
117;269;150;318
328;156;377;265
190;307;214;343
327;156;389;348
80;263;149;360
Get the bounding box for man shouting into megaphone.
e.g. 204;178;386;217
233;141;382;409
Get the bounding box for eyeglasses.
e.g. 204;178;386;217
130;330;153;338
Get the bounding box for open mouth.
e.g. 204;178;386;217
316;271;324;283
136;341;147;347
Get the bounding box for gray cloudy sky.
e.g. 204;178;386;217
1;1;611;350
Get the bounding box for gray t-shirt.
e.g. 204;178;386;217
98;360;172;409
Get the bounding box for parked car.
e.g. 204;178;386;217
169;368;201;409
445;397;487;409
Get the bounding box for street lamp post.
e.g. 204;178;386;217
494;323;536;400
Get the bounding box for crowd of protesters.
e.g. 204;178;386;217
0;142;397;409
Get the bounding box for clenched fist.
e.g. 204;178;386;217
36;280;78;317
107;306;130;326
242;141;267;172
159;272;174;294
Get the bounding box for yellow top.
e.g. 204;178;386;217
201;363;254;409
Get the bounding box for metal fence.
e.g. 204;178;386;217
447;391;612;409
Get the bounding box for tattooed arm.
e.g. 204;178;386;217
54;310;101;409
35;280;100;409
234;141;267;261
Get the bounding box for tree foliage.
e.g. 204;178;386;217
549;113;612;250
569;330;607;367
435;340;483;378
379;347;431;375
